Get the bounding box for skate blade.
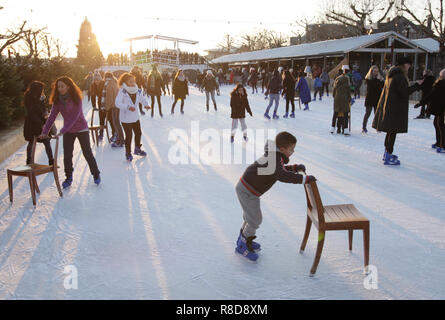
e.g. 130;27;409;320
234;249;259;263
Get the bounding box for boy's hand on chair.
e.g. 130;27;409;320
304;175;317;184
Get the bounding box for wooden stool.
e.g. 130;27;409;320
89;107;110;146
7;136;63;206
300;181;370;276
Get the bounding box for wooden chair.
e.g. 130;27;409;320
89;107;110;146
7;136;63;206
300;181;370;276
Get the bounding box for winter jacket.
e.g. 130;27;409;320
265;73;282;95
365;78;384;108
23;96;48;142
201;75;219;92
352;71;363;88
372;66;420;134
419;79;445;117
282;75;296;98
104;77;119;111
248;72;258;85
333;75;351;113
420;75;436;100
115;88;149;123
321;72;330;84
240;140;305;197
172;78;189;100
42;96;88;136
90;80;105;109
230;92;252;119
147;74;163;96
295;77;311;104
314;77;323;88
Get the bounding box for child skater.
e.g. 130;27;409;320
230;83;253;143
115;72;151;162
235;132;316;261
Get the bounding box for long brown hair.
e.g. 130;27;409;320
118;72;136;87
24;80;45;102
231;83;247;97
50;76;83;105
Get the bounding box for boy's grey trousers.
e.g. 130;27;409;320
236;180;262;238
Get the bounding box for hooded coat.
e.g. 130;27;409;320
295;77;311;104
372;66;420;133
365;78;384;108
419;79;445;116
333;75;352;113
230;91;252;119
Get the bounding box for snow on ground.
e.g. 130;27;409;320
0;85;444;300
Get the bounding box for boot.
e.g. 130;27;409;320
62;175;73;189
134;146;147;157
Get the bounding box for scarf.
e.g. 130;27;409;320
59;93;70;108
177;74;185;82
122;83;138;95
101;78;112;108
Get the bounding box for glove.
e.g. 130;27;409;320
414;103;422;109
304;175;317;184
294;164;306;173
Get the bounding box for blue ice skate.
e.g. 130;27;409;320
290;112;295;118
432;144;438;149
94;174;101;185
62;176;73;189
383;152;400;166
237;230;261;251
134;146;147;157
264;112;271;120
272;112;279;120
283;113;289;119
236;233;259;262
437;147;445;153
126;152;133;162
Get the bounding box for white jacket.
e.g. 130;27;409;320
115;88;149;123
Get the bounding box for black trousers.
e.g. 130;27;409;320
363;106;376;130
63;131;100;178
122;121;142;154
99;109;115;136
434;114;445;148
322;83;329;95
384;132;397;154
251;83;258;93
285;94;295;113
314;88;322;99
151;95;162;117
26;138;53;165
171;97;185;113
332;112;338;127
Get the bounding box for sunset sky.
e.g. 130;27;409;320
0;0;326;57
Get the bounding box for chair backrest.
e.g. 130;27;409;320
304;181;325;226
90;108;107;128
31;136;59;170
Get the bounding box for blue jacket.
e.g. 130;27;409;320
296;77;311;104
314;77;323;88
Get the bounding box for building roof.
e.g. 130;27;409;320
412;38;440;53
211;31;436;64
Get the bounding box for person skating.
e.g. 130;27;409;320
264;70;282;119
201;70;219;112
415;69;435;119
320;70;330;97
103;72;124;148
171;70;189;115
115;73;151;162
415;68;445;153
295;72;311;111
372;57;423;165
235;132;315;261
230;84;253;143
90;73;107;141
313;75;323;101
362;66;384;133
23;81;54;166
281;70;296;118
248;68;258;94
147;65;164;118
131;66;146;115
352;69;363;99
39;76;101;188
333;70;352;136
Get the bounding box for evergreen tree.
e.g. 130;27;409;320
76;17;104;71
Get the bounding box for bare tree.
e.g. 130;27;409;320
322;0;396;35
0;21;28;55
218;34;236;53
399;0;445;66
21;27;47;58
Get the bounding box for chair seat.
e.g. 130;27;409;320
323;204;369;230
89;126;102;130
8;164;55;175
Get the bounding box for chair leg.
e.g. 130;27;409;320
95;130;99;146
28;173;36;206
53;169;63;198
363;226;370;269
33;174;40;194
105;124;111;143
349;230;353;251
7;172;13;203
310;231;325;276
300;216;312;253
90;130;96;145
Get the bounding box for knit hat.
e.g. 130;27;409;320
396;56;412;66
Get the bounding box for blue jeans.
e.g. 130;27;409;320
265;94;280;114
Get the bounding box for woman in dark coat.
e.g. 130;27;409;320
415;69;436;119
171;70;189;115
333;73;352;135
147;65;164;118
415;69;445;153
372;57;423;165
363;66;384;133
295;72;311;111
23;81;54;165
281;70;296;118
230;84;253;143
